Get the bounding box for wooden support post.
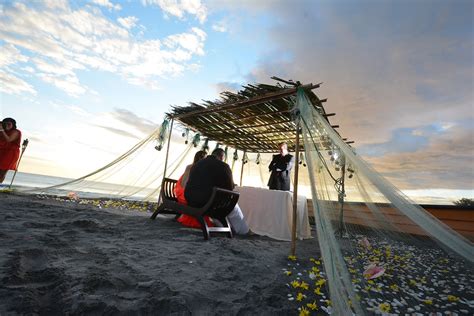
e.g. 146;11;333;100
291;122;301;256
239;150;246;186
158;119;174;205
338;157;346;238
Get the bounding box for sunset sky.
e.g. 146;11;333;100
1;0;473;203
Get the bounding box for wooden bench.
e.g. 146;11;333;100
150;178;239;240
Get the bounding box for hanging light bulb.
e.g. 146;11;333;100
224;146;229;162
256;153;261;165
201;138;209;151
192;133;201;148
243;152;249;164
233;149;239;161
182;128;190;144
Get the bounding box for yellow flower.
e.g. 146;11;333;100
299;307;310;316
300;281;309;290
379;303;390;313
311;266;320;273
349;268;357;274
389;284;399;291
314;287;322;295
367;280;375;285
291;280;300;288
447;295;459;302
306;301;318;310
409;280;417;286
325;300;332;306
423;299;433;305
288;255;297;261
315;279;326;287
314;260;321;265
285;271;292;276
296;292;305;302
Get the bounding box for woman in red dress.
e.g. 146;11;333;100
0;118;22;184
175;150;213;228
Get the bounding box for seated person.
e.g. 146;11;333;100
174;150;213;228
185;148;249;235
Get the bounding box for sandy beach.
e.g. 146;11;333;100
1;192;473;315
0;192;320;315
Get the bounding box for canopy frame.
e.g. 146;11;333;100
160;78;354;254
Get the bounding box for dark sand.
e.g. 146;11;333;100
2;193;473;315
0;193;320;315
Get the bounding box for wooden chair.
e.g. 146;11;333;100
150;178;239;240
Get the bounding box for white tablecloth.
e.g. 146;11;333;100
235;186;312;241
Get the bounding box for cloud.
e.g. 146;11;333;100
361;123;474;190
164;27;206;56
212;20;227;32
214;81;242;94
0;1;207;96
91;0;122;11
0;43;29;67
117;16;138;29
142;0;207;24
38;73;87;97
358;125;442;157
109;108;159;135
211;1;473;192
93;125;140;139
0;69;36;95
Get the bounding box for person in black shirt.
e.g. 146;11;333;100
267;142;294;191
185;148;249;235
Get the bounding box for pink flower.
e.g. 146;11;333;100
358;237;371;249
67;192;79;200
363;264;385;279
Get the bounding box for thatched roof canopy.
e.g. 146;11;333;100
168;79;336;153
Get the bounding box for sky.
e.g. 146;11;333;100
0;0;473;204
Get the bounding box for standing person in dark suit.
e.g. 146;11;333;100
267;142;294;191
185;148;249;235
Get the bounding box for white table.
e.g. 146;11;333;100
235;186;312;241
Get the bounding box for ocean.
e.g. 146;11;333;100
2;171;158;200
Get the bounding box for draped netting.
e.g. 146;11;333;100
18;124;195;201
296;88;473;315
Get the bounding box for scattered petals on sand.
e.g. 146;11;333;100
284;235;472;315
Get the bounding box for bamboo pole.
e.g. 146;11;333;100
290;122;301;256
239;150;246;186
158;119;174;205
9;139;29;189
338;156;346;238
